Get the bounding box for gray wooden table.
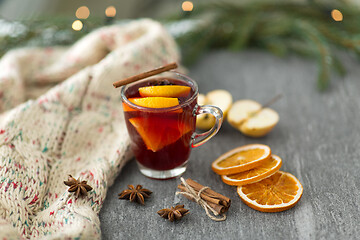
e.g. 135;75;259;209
99;50;360;240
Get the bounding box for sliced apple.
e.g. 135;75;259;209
196;93;215;130
227;100;279;137
196;90;233;130
227;100;261;128
197;93;206;105
240;108;279;137
206;90;233;118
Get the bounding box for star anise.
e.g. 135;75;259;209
157;204;189;222
64;175;93;198
118;185;152;205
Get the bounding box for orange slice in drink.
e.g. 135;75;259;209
212;144;271;175
139;85;191;98
237;171;303;212
129;117;192;152
123;97;180;112
221;155;282;186
122;98;141;112
129;97;179;108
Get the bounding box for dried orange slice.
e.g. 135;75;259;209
212;144;271;175
129;117;192;152
129;97;179;108
237;171;303;212
139;85;191;98
221;155;282;186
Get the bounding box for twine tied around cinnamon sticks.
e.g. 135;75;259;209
176;177;231;222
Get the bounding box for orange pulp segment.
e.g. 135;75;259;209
128;97;179;109
212;144;271;175
139;85;191;98
129;117;192;152
237;171;303;212
221;155;282;186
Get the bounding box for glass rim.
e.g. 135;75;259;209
120;71;199;112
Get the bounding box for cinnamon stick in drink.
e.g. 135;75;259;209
112;62;178;88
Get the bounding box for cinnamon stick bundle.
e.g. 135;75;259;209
177;178;231;215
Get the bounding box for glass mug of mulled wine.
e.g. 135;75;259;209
121;71;223;179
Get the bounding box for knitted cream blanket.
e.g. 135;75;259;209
0;19;179;239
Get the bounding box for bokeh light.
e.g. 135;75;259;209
331;9;343;22
182;1;194;12
72;20;83;31
76;6;90;19
105;6;117;17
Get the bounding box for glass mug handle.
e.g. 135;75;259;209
191;105;223;148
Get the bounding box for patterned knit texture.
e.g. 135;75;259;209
0;19;180;239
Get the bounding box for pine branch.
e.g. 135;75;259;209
293;20;333;90
1;1;360;90
170;1;360;90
